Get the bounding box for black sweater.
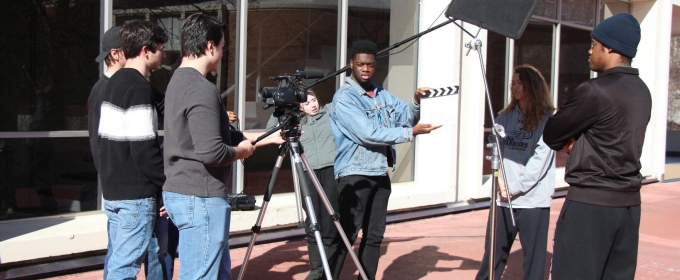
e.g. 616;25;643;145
87;75;109;173
98;68;165;200
543;67;652;207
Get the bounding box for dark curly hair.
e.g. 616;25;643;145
350;40;377;60
181;13;226;58
120;20;168;59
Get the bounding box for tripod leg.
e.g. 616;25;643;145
299;153;369;280
237;143;288;280
290;157;306;227
289;142;334;280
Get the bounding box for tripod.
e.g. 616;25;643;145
237;118;368;280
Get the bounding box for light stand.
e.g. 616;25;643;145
454;21;517;279
237;119;368;280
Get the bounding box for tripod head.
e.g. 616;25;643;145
255;105;304;144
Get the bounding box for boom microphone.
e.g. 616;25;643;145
294;70;324;79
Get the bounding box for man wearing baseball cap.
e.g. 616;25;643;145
88;26;125;173
88;25;128;279
543;13;652;279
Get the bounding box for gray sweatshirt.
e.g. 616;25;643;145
495;106;555;208
163;68;244;197
266;104;336;169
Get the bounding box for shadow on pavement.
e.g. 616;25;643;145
383;245;480;280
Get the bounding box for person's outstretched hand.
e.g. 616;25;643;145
413;123;442;136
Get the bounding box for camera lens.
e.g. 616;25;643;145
259;87;277;101
296;89;308;103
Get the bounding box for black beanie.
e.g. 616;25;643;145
590;13;641;58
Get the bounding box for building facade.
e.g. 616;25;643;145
0;0;674;266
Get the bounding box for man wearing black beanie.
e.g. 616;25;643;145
543;13;651;279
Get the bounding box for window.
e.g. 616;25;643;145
561;0;597;27
242;2;339;195
535;0;558;19
514;22;554;86
557;26;591;108
0;1;101;220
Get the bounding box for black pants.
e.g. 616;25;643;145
328;175;391;280
551;200;640;280
476;206;550;280
303;167;339;247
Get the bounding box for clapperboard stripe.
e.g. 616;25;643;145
424;86;459;98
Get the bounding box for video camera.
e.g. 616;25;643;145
258;70;324;110
258;70;324;130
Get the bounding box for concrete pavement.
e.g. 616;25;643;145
45;182;680;279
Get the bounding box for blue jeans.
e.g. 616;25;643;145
163;191;232;279
104;200;174;280
144;210;174;280
104;197;156;279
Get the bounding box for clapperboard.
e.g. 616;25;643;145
423;86;459;98
420;86;460;126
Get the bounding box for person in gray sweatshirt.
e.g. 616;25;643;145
475;64;556;280
266;90;338;279
162;14;283;279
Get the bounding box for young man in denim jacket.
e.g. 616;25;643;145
327;40;440;279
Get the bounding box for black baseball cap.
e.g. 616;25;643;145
95;26;122;63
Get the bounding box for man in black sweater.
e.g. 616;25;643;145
98;20;168;279
543;14;652;280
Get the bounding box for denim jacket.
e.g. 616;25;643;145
330;77;420;178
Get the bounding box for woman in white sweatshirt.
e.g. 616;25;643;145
475;64;556;280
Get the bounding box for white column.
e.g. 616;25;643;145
100;0;113;75
98;0;114;210
233;0;248;193
632;0;671;181
336;0;348;88
409;0;464;206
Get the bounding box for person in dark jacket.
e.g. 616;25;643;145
542;13;652;280
266;90;338;279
